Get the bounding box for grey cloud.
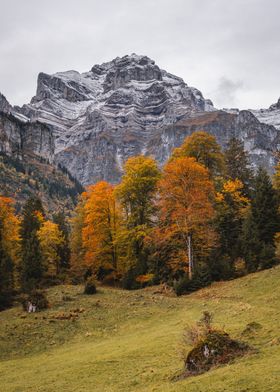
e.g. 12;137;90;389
0;0;279;109
212;78;244;108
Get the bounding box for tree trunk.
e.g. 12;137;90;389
187;233;193;280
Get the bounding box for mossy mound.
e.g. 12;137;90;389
185;330;250;375
242;322;262;337
21;290;49;312
84;277;97;295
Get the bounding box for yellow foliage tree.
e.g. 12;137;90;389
115;156;160;278
38;221;65;276
0;196;20;264
171;131;225;178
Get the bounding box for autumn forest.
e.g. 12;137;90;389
1;131;280;309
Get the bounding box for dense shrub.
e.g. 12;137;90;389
185;330;249;374
84;277;97;295
173;275;192;296
175;311;251;379
21;290;49;312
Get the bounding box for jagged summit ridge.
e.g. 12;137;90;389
19;54;217;184
1;54;279;185
249;97;280;131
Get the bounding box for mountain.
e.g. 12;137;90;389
250;97;280;131
0;98;83;212
2;54;280;187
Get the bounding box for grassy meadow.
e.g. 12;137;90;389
1;266;280;391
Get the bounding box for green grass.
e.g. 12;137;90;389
1;267;280;391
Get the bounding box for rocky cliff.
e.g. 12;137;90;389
0;100;82;212
250;97;280;131
2;54;280;185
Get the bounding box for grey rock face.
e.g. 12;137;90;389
20;54;219;184
2;54;280;184
0;110;54;161
250;97;280;131
0;93;12;113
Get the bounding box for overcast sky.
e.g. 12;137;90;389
0;0;279;109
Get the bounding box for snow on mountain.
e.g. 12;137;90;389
1;54;279;184
250;98;280;131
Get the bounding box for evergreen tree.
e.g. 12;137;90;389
225;138;253;196
242;168;279;271
53;212;71;271
19;196;45;291
253;168;279;244
214;179;249;276
0;222;14;310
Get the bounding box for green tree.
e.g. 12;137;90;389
242;168;279;271
53;212;71;271
0;222;14;310
19;196;45;291
214;179;249;278
224;138;253;196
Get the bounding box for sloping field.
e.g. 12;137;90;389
1;266;280;391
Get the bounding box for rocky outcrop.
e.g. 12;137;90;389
2;54;280;185
0;110;54;162
148;110;279;173
0;93;12;113
250;97;280;131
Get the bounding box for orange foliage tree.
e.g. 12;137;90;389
82;181;120;279
157;157;216;279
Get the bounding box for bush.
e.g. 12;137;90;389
21;290;49;312
174;265;212;296
176;311;251;379
173;275;192;296
84;277;97;295
185;330;249;374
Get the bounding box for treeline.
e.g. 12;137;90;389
71;132;280;292
1;131;280;309
0;196;70;309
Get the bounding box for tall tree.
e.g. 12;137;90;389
115;156;160;284
0;197;19;310
70;198;86;281
19;196;45;291
213;179;250;279
224;138;253;196
158;157;216;279
53;212;71;271
82;181;120;279
38;221;65;276
171;131;225;178
242;168;280;271
0;196;20;264
0;225;14;310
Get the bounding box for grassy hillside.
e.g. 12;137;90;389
0;152;83;214
1;267;280;391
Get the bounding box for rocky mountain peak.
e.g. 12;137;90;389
269;97;280;110
0;93;12;113
1;54;279;185
250;97;280;131
91;54;163;92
